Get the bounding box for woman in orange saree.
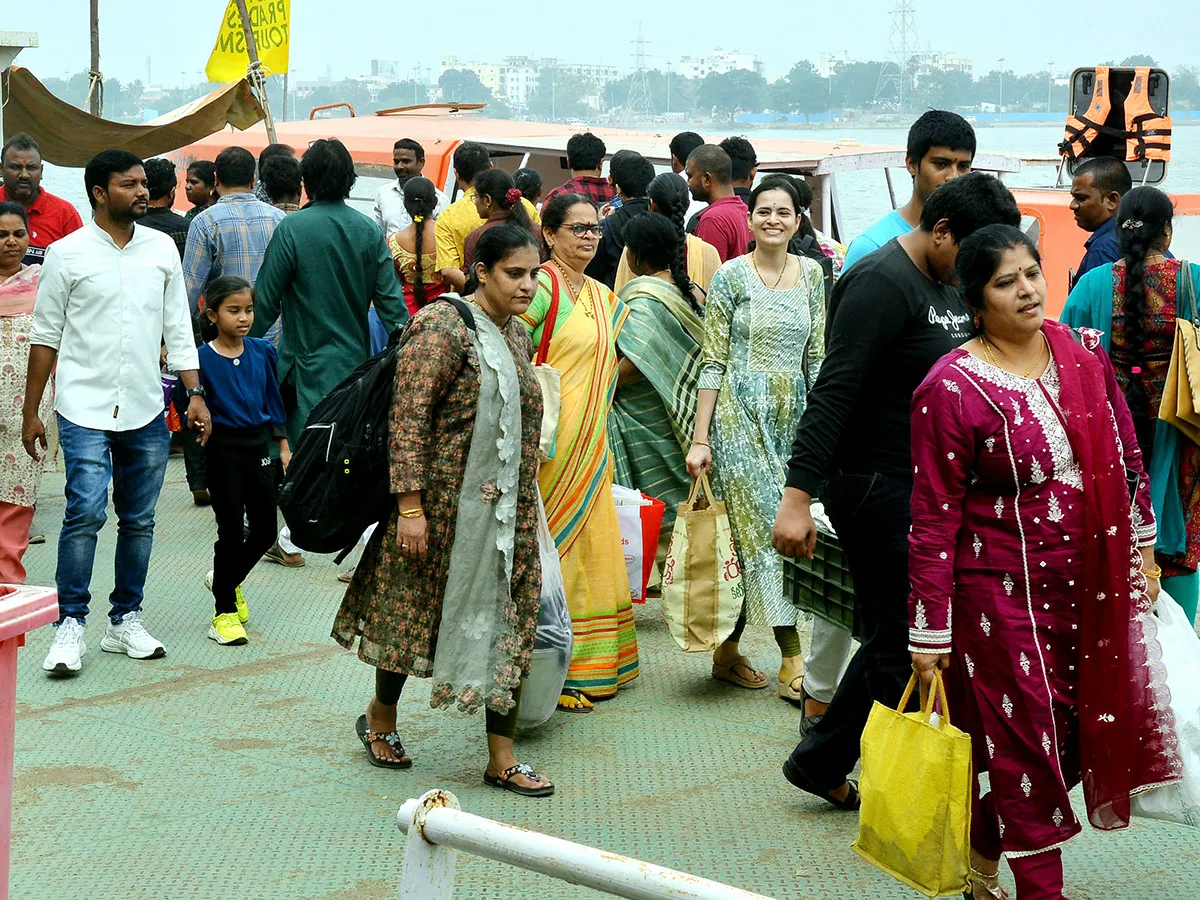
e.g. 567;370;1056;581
520;194;638;712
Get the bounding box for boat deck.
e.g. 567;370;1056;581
10;458;1200;899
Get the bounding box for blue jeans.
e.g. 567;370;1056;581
55;414;171;624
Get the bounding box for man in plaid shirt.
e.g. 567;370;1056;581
183;146;286;312
542;132;613;209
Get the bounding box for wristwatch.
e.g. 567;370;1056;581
186;385;207;399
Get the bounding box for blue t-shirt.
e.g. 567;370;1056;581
198;337;287;433
842;209;915;272
1075;217;1120;285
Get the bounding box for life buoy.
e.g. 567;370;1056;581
1060;66;1111;162
1126;66;1172;162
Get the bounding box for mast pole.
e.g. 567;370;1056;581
87;0;102;116
233;0;278;143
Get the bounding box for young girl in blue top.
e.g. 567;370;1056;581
197;276;290;645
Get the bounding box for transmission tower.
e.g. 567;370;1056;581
875;0;918;109
625;25;653;120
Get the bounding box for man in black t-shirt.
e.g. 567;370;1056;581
774;173;1022;810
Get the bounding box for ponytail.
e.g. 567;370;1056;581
646;172;703;311
403;177;439;309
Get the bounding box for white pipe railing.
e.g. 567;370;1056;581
397;789;778;900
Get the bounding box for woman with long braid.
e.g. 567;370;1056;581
614;172;720;301
388;177;446;316
609;213;705;573
1064;185;1200;623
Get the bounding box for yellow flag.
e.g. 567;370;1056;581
205;0;290;83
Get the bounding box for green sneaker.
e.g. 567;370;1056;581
208;612;248;646
205;571;249;624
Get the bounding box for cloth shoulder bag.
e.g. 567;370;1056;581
533;274;563;461
1159;260;1200;445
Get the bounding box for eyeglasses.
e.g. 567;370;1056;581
558;223;602;237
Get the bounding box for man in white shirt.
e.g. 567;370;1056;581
371;138;448;235
22;149;212;676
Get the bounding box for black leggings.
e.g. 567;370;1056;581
375;668;524;739
206;433;278;614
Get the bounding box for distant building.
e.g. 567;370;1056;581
440;56;506;99
912;52;974;80
818;51;855;80
675;49;764;81
499;57;619;110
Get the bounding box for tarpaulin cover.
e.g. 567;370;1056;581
1;66;264;168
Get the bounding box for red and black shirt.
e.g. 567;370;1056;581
0;186;85;266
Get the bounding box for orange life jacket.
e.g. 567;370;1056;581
1126;66;1172;162
1060;66;1111;162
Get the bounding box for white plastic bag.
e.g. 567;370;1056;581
612;484;649;601
516;498;574;730
1131;589;1200;826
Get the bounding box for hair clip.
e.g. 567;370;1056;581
1121;219;1145;231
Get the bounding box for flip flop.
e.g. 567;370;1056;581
782;760;860;811
712;654;769;690
557;689;594;713
355;714;412;769
484;763;555;798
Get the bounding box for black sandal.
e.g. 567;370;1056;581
484;763;555;797
355;714;412;769
798;684;825;738
782;760;860;810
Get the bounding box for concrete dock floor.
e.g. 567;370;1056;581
10;458;1200;899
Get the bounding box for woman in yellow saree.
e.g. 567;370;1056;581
520;193;639;712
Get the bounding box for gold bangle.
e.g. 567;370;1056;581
692;439;710;447
399;507;425;519
1142;564;1163;580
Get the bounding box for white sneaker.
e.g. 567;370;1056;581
43;617;86;675
100;611;166;659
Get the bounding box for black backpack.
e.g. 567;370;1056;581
278;296;476;561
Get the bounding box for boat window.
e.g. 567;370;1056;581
349;174;392;218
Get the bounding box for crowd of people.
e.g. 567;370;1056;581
1;104;1194;895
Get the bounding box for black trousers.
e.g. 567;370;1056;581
786;472;915;791
375;669;525;739
207;432;278;614
173;380;207;491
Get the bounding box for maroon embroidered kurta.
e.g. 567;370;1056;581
908;330;1177;858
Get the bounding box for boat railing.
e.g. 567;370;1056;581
309;101;356;119
397;789;778;900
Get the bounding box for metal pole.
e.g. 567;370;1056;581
397;791;777;900
1047;62;1054;114
233;0;278;143
998;58;1005;122
88;0;101;116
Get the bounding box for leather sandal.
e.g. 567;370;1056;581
557;688;594;713
799;683;825;737
782;760;861;810
355;714;412;769
484;762;555;798
963;864;1010;899
712;654;769;689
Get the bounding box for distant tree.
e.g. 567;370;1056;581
912;69;973;111
1121;54;1158;67
528;68;591;120
771;61;831;121
831;61;890;109
438;69;494;105
698;69;766;120
1174;66;1200;110
378;80;430;108
602;70;698;116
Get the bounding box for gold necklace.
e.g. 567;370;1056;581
550;258;585;305
979;333;1046;379
751;252;788;290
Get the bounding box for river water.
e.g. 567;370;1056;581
38;123;1200;241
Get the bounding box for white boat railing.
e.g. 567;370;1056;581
396;789;778;900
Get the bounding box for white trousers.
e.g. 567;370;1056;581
802;617;853;704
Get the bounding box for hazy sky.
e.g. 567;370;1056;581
4;0;1193;86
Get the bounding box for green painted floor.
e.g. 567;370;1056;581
9;458;1200;899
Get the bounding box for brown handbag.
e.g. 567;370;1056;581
1159;261;1200;445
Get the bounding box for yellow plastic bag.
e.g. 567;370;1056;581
852;671;972;898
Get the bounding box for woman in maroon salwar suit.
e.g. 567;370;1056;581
908;226;1182;900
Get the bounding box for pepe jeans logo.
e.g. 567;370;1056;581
928;307;972;333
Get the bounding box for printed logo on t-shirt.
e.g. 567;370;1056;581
928;306;972;339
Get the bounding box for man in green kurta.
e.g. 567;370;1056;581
251;138;409;567
251;138;408;445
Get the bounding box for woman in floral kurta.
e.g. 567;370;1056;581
687;176;826;700
910;227;1179;899
333;229;549;793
